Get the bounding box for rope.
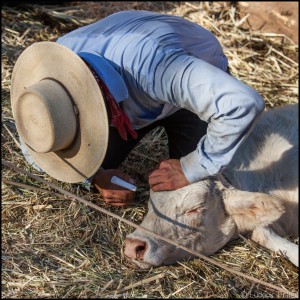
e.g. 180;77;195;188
2;159;298;298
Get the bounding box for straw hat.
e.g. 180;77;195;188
10;42;109;183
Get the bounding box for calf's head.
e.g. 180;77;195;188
124;175;284;269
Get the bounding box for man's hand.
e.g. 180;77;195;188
148;159;190;192
92;169;136;207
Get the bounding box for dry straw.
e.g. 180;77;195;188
2;159;298;298
2;1;298;299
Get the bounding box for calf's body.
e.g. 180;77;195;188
124;104;298;268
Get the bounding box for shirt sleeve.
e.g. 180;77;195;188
144;51;265;183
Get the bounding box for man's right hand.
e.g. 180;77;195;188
92;169;136;207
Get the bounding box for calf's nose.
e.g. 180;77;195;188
124;238;147;260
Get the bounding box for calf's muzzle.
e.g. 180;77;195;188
124;238;147;260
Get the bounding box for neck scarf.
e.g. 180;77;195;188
84;61;138;141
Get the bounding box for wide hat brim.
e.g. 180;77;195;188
11;42;109;183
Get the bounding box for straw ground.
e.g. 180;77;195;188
2;2;298;298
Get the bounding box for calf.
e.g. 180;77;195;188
124;104;298;269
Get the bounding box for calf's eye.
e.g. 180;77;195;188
185;206;204;216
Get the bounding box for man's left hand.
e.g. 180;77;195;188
148;159;190;192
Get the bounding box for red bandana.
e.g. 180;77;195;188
84;61;138;141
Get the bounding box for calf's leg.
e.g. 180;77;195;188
251;227;298;267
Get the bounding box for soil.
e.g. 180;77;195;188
237;1;298;44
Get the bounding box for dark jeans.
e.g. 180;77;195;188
101;108;208;169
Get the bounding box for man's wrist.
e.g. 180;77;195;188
83;167;104;191
180;150;210;183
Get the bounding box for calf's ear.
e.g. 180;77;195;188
222;188;285;232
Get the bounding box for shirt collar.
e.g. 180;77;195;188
78;51;128;103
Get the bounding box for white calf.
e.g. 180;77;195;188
124;104;298;269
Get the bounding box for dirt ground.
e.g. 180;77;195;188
238;1;298;44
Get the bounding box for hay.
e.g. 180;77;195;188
1;1;298;298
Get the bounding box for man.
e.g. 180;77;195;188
11;10;265;207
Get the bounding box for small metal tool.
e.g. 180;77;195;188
111;176;137;191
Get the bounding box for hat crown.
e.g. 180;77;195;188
14;79;77;153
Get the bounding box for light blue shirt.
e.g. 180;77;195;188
33;10;266;183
